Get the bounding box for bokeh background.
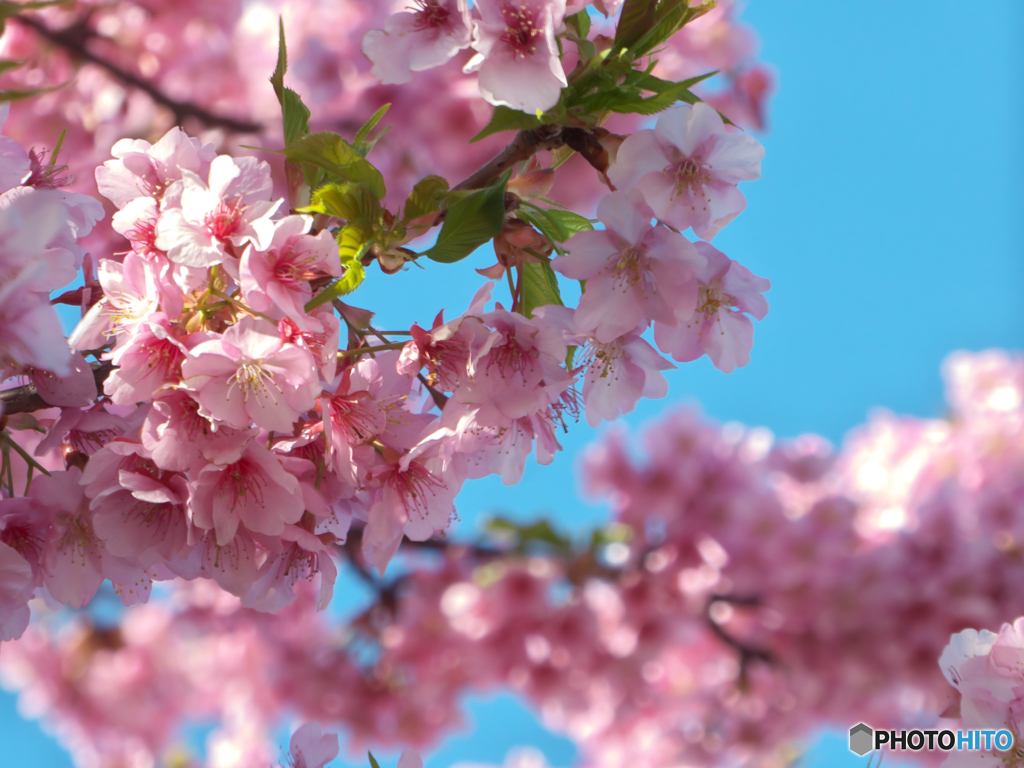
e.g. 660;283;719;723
4;1;1023;766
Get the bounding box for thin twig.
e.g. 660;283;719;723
15;14;263;134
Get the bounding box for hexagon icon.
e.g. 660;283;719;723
849;723;874;756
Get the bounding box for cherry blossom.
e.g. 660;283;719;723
189;442;309;545
362;0;473;85
155;155;279;268
239;215;340;324
552;189;705;343
653;241;770;373
608;102;764;240
181;314;320;433
465;0;569;114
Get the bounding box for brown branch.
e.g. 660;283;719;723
0;362;114;417
15;15;263;134
451;125;568;192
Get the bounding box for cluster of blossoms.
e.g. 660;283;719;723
0;0;771;228
0;0;774;645
5;350;1023;768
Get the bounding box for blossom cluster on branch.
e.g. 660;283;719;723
0;0;773;640
4;350;1024;768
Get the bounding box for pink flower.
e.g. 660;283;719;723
189;442;307;545
287;722;339;768
536;304;675;426
278;308;341;385
653;242;769;373
29;469;106;609
454;308;574;420
140;390;254;473
80;441;191;565
96;126;217;208
0;103;29;194
167;526;259;597
27;351;98;408
104;314;189;405
72;253;161;348
321;364;387;487
552;189;706;343
241;524;337;613
239;215;340;324
155;155;279;268
465;0;568;114
0;540;31;641
0;496;49;641
439;400;563;485
181;314;320;433
607;102;764;240
397;282;496;392
362;0;473;85
364;444;461;574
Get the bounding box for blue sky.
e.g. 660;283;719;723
4;1;1022;766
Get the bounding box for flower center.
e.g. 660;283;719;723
222;458;267;508
501;3;540;57
390;463;445;519
272;252;320;287
695;283;735;317
668;157;712;200
125;218;163;260
411;0;452;30
204;198;245;241
328;392;383;444
227;361;282;405
582;339;625;381
488;332;537;380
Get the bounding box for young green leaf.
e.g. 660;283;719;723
300;182;381;223
403;175;450;223
612;0;657;52
354;103;391;147
269;19;311;147
424;171;511;264
470;105;542;143
566;8;591;40
276;132;386;199
520;260;563;318
368;752;381;768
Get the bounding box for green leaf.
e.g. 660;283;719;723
520;260;563;318
612;0;657;52
424;170;510;264
270;17;287;100
403;175;450;223
281;88;311;146
518;205;593;244
368;752;381;768
305;222;371;310
269;20;311;147
566;8;591;39
277;132;386;199
542;209;594;240
470;105;542;143
354;103;390;147
300;182;381;223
